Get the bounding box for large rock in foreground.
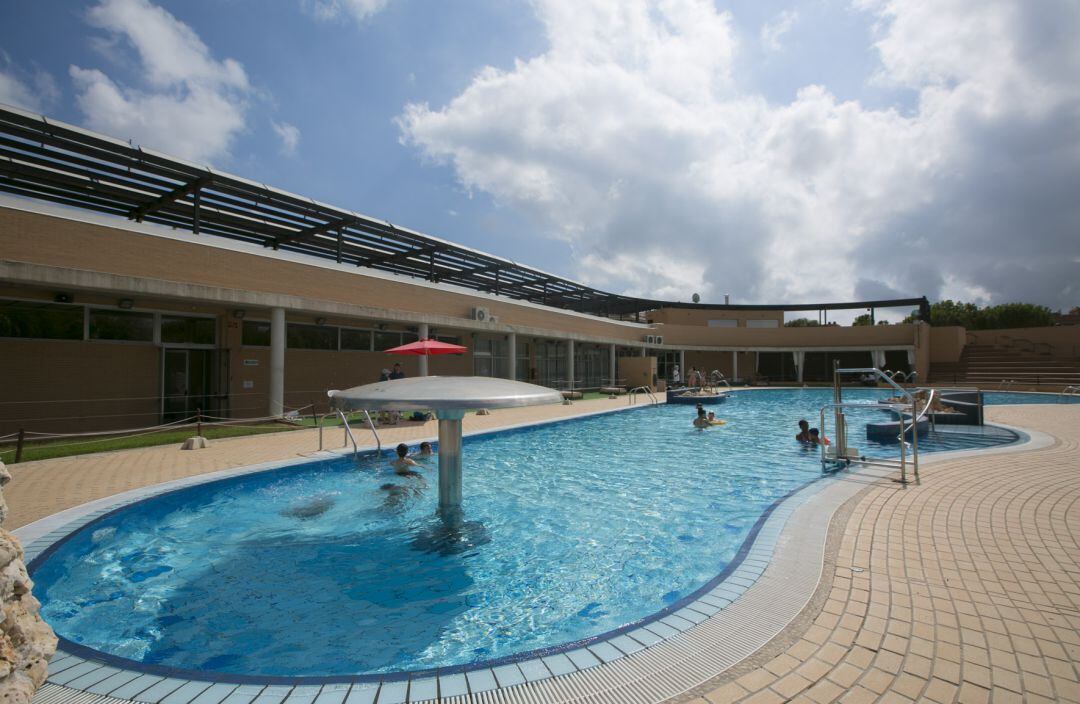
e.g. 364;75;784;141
0;462;57;704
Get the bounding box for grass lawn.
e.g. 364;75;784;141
0;422;301;464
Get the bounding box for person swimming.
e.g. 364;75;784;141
418;441;434;457
693;408;711;429
809;428;831;446
707;411;726;426
796;419;812;442
391;442;423;476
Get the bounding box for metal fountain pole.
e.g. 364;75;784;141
436;409;465;525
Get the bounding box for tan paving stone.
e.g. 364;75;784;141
703;681;749;703
770;673;812;699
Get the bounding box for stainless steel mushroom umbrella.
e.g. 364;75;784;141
328;376;562;520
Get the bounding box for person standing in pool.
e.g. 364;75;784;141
391;443;422;476
693;408;711;429
796;419;812;442
809;428;831;446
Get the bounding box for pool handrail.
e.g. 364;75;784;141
316;408;380;456
628;386;660;406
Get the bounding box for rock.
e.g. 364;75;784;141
180;436;210;450
0;530;56;704
0;461;57;704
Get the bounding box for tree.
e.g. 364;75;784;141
902;300;1054;329
784;318;820;327
852;313;874;326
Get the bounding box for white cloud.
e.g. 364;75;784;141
301;0;391;25
0;52;59;112
399;0;1080;310
760;9;798;52
70;0;252;164
272;120;301;155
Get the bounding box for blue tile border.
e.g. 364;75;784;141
23;404;1031;701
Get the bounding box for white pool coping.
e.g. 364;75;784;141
24;404;1054;704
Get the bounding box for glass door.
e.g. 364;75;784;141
162;349;218;422
162;349;189;422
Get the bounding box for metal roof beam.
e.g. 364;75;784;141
128;175;210;222
363;243;442;267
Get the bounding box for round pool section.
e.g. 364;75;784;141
30;388;1021;681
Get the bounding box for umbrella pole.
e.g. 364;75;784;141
436;410;465;525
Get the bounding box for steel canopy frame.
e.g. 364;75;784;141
0;104;929;321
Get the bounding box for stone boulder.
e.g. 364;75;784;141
0;461;57;704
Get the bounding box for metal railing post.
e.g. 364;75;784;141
14;428;24;464
898;410;908;485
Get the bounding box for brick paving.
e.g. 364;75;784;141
11;401;1080;703
683;404;1080;704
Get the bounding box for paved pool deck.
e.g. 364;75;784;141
12;399;1080;704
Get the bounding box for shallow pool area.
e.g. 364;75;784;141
30;388;1024;681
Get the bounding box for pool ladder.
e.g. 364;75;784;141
317;410;380;456
628;386;660;406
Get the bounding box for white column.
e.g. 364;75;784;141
733;350;739;380
793;351;805;383
640;346;646;357
269;307;285;416
418;323;429;376
609;344;617;386
679;350;685;378
506;332;516;380
566;339;575;390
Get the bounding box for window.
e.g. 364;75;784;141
242;320;271;346
436;335;461;346
0;301;83;340
374;331;403;351
287;323;337;350
707;319;738;328
89;310;154;342
341;328;372;351
161;316;216;345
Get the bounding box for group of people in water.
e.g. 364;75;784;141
795;419;830;446
692;403;726;429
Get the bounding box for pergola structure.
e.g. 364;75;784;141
0;104;929;322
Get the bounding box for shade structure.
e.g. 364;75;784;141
385;338;467;355
328;376;562;522
328;376;562;412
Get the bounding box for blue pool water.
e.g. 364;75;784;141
984;391;1080;405
31;388;1021;679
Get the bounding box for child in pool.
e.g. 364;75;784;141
391;443;423;476
809;428;831;446
707;411;726;426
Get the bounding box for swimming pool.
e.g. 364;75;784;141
30;388;1022;681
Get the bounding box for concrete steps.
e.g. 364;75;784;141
929;344;1080;388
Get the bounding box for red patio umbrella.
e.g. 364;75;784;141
385;338;467;355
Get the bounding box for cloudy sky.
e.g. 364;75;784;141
1;0;1077;318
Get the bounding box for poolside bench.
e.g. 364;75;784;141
561;390;583;400
600;386;626;395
